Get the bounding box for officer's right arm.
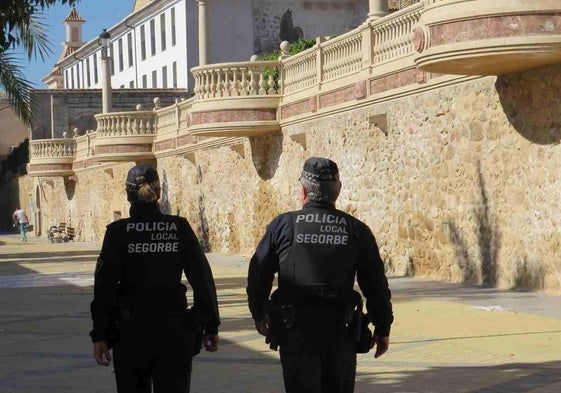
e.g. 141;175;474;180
355;223;394;339
90;224;123;344
181;219;221;336
247;220;280;322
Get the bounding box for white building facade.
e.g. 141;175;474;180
55;0;196;91
48;0;373;93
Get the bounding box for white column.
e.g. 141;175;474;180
101;52;112;113
198;0;208;65
368;0;389;20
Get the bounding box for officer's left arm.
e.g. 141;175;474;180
355;224;394;338
90;225;123;344
181;219;220;336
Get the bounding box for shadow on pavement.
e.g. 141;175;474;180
2;261;561;392
353;361;561;393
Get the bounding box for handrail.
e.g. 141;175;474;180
94;111;156;136
191;60;281;99
371;3;423;65
30;138;76;158
154;97;194;136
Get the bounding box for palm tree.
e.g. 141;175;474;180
0;0;76;126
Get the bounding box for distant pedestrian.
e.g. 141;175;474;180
12;207;29;242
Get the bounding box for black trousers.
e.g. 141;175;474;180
112;313;195;393
278;306;357;393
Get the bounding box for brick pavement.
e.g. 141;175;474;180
1;233;561;393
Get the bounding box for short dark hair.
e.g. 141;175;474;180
300;176;341;204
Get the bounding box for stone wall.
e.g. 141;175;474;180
0;98;27;159
0;175;34;232
30;89;189;139
8;62;561;292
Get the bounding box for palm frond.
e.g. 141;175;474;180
0;52;35;126
13;12;53;61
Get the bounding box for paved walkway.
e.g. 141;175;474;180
1;233;561;393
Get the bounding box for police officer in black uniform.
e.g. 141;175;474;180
90;164;220;393
247;157;393;393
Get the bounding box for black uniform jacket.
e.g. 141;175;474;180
247;200;393;336
90;204;220;342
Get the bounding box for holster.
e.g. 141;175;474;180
185;307;204;356
346;291;373;354
106;305;124;349
266;290;296;351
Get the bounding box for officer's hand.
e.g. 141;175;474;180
93;340;112;366
254;318;269;336
203;334;219;352
372;335;389;358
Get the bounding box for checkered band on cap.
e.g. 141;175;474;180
125;164;160;192
300;170;338;182
126;178;160;192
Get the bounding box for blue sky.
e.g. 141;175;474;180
16;0;135;87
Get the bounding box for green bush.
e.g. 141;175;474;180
258;39;316;92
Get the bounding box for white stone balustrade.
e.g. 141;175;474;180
155;105;178;135
154;98;193;135
30;139;76;158
191;61;281;99
94;111;156;136
74;131;96;160
371;4;422;65
282;49;318;94
281;4;421;97
322;31;364;82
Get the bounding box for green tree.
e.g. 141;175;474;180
0;0;77;125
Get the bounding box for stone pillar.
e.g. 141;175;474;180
368;0;389;20
198;0;208;65
101;53;112;113
99;29;112;114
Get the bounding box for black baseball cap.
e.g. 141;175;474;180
125;164;160;192
300;157;339;182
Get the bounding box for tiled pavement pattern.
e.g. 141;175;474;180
1;233;561;393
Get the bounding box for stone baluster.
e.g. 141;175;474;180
249;69;257;95
240;69;248;96
209;71;216;98
231;68;239;96
268;71;276;94
223;69;231;97
216;70;223;97
258;72;266;95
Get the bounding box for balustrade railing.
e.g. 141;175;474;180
322;31;364;82
281;3;422;95
75;131;96;159
94;111;156;137
154;98;194;136
30;139;76;159
372;3;423;65
192;61;280;99
30;2;427;170
155;105;177;135
283;49;318;94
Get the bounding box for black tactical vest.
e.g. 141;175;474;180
279;207;359;297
